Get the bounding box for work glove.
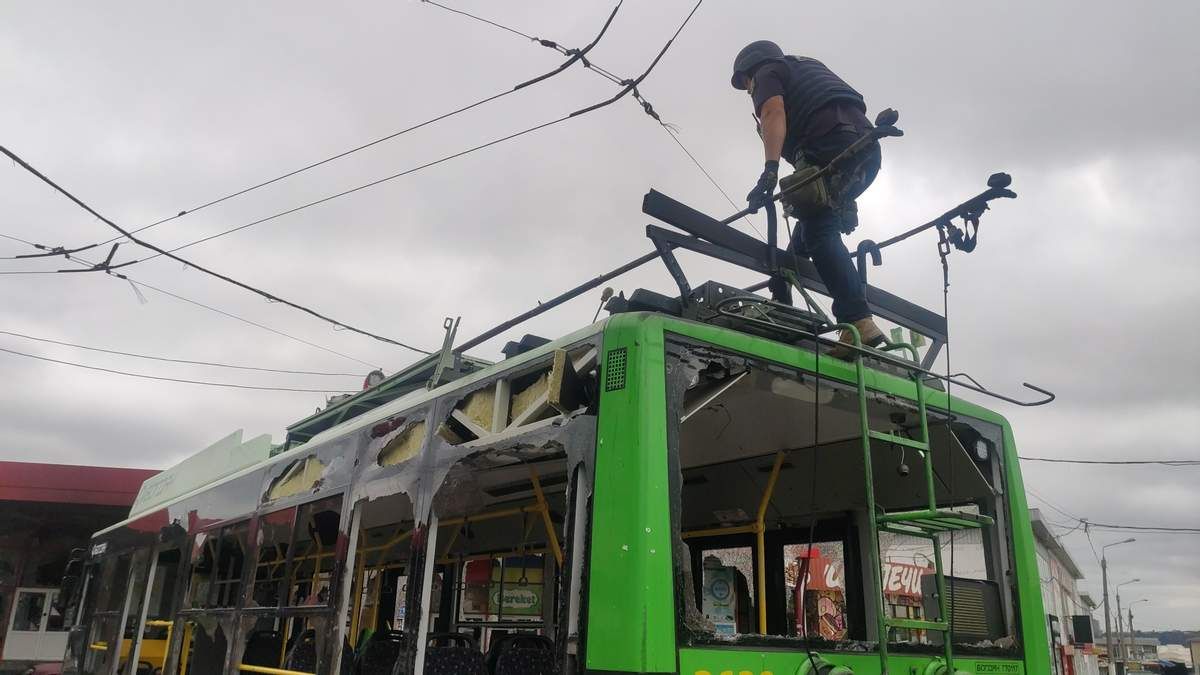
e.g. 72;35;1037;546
746;160;779;213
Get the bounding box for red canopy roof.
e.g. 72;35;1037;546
0;460;158;507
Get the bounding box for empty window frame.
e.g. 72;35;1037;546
185;521;249;610
667;340;1019;653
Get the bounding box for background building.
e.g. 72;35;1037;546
0;461;156;670
1031;509;1099;675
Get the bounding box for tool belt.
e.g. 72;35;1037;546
778;139;877;235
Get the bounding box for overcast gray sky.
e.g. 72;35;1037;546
2;1;1197;629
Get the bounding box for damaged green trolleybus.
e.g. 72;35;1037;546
58;175;1056;675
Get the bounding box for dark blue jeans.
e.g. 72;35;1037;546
790;128;881;323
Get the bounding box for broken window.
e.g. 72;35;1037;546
250;506;295;608
406;343;597;674
185;522;248;610
80;552;132;675
346;491;415;656
174;615;230;675
235;495;346;673
288;496;343;607
420;453;568;653
667;340;1019;654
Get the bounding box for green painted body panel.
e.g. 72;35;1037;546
587;314;679;672
587;313;1049;675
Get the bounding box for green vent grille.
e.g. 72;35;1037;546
604;347;628;392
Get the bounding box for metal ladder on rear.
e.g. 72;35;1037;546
838;324;994;675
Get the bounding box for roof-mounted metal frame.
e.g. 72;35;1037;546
643;189;951;367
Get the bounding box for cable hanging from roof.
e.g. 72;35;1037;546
5;2;622;264
0;231;380;368
0;345;358;394
0;329;362;377
0;145;434;355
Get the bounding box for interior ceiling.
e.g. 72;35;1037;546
680;369;878;467
678;369;994;532
357;458;570;560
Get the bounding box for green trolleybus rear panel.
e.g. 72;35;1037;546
588;313;1047;675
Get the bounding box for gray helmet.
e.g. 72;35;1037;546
731;40;783;90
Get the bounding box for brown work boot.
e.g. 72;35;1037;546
828;317;885;360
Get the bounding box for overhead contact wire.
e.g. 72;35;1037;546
0;345;357;393
14;2;622;262
1;233;380;368
421;0;547;45
1;144;433;355
28;0;689;269
422;0;763;241
0;329;362;377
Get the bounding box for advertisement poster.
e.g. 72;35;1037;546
702;555;739;636
794;550;932;639
461;556;543;620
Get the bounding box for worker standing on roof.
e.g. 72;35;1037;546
733;40;883;358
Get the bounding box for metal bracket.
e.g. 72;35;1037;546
58;242;122;274
427;316;461;389
650;235;691;303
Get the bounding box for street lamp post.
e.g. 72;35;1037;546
1128;599;1150;670
1101;538;1136;675
1116;579;1141;672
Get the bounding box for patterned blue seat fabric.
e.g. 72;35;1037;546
424;633;486;675
495;647;559;675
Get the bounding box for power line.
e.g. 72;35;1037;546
0;145;433;355
663;127;765;239
0;345;357;394
422;0;545;44
129;114;581;260
0;329;362;377
1031;490;1200;535
8;0;700;273
1;232;380;369
1027;487;1083;522
421;0;765;241
5;2;702;367
1021;456;1199;466
11;2;621;262
1080;521;1200;534
1084;527;1102;565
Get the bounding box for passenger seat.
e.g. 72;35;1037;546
241;629;283;666
424;632;486;675
492;634;558;675
284;629;318;672
356;630;407;675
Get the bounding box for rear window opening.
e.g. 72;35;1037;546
667;340;1018;655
